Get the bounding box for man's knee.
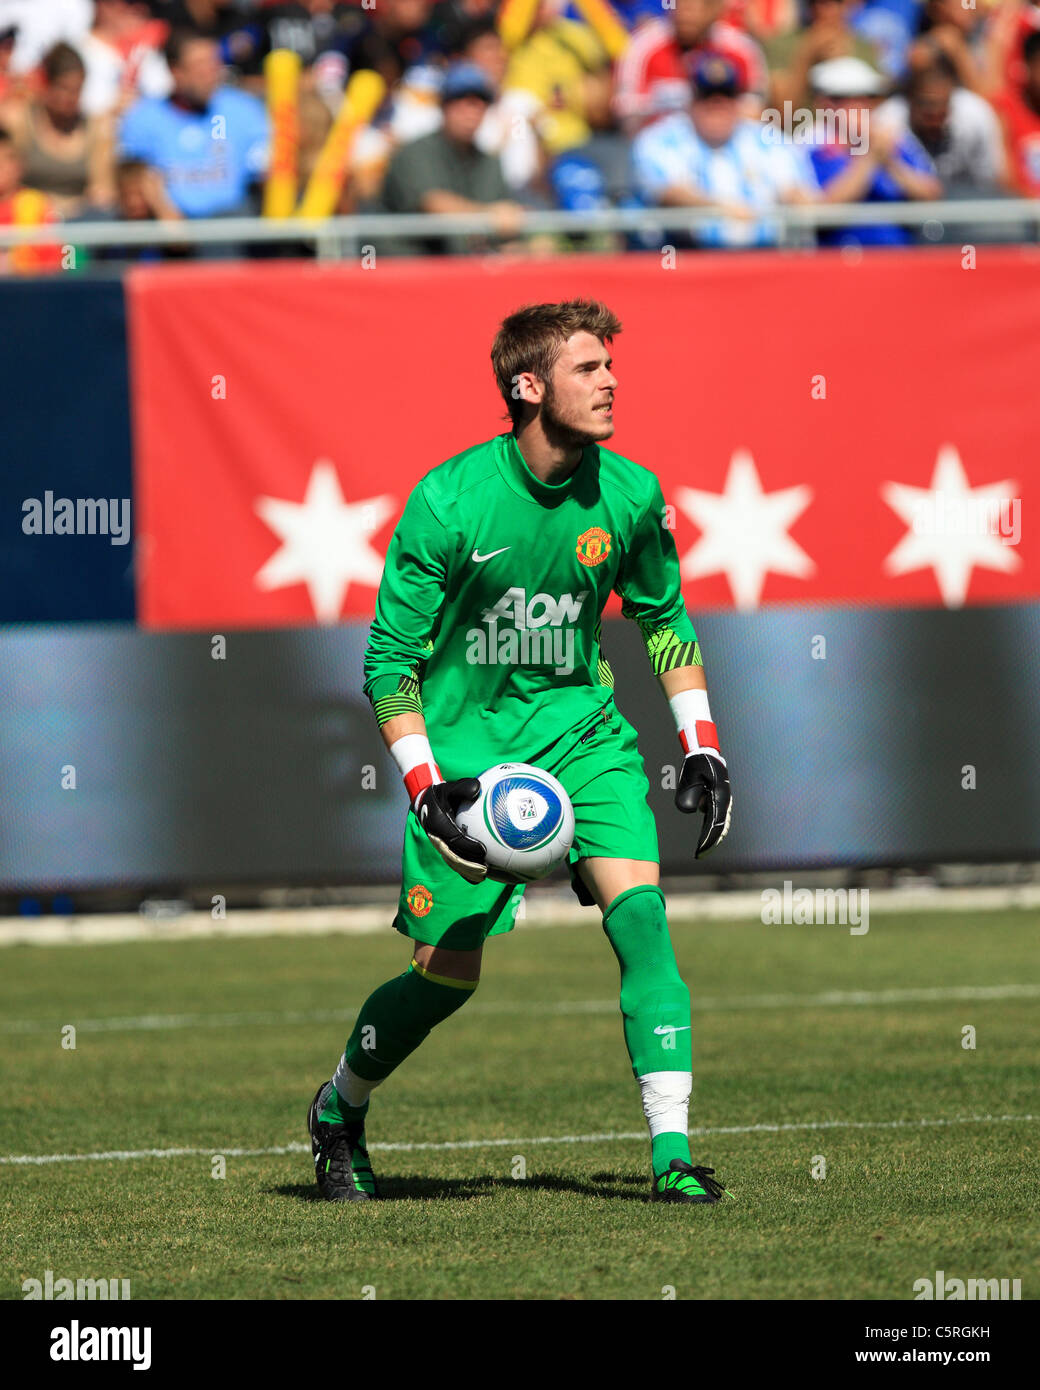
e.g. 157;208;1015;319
411;941;482;987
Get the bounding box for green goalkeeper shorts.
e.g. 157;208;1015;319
392;697;660;951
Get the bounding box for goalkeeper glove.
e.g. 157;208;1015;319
389;734;488;884
669;689;733;858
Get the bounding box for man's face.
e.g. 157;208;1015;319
172;38;222;106
0;143;21;199
539;332;617;445
674;0;723;47
442;93;488;143
809;0;849;29
1026;52;1040;105
909;79;952;143
46;69;85;122
118;170;150;219
692;92;740;146
466;32;507;89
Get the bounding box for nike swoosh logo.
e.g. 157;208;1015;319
419;802;429;823
653;1025;691;1035
471;547;510;563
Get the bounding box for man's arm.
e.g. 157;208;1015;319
615;477;733;856
363;486;488;881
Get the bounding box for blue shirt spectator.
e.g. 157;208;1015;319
633;55;818;249
809;131;935;243
119;30;268;219
807;56;941;245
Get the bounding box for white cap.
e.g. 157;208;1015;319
809;57;885;98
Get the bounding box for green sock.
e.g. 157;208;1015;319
652;1131;691;1174
318;1086;368;1126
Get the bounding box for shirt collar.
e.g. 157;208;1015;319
496;432;590;503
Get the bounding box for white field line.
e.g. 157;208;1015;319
1;1113;1034;1167
1;882;1038;948
2;982;1037;1037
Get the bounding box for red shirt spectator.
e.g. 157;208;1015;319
613;0;767;126
0;124;62;272
994;28;1040;193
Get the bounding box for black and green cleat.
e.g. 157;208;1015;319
651;1160;734;1204
307;1080;379;1202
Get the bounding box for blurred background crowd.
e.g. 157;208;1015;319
0;0;1038;265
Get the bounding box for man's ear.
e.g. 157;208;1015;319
512;371;543;407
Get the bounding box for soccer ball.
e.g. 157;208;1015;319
454;763;575;886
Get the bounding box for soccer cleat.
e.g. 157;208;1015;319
307;1080;378;1202
651;1160;733;1204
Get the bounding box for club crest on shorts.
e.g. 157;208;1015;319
576;526;612;567
406;883;433;917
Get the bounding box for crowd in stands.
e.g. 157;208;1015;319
0;0;1038;266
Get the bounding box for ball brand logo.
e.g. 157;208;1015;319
576;527;612;568
406;884;433;917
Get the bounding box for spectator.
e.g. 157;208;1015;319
79;0;172;117
0;0;91;77
75;155;186;260
765;0;884;107
1;44;114;218
631;51;819;247
876;55;1006;194
994;27;1040;194
456;16;540;192
983;0;1040;100
119;29;269;220
909;0;989;96
504;0;611;158
807;55;942;244
0;124;62;273
379;60;527;252
613;0;768;128
0;22;21;105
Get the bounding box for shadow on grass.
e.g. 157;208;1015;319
271;1170;650;1203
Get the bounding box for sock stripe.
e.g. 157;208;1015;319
409;958;478;991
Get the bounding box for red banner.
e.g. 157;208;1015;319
126;250;1040;629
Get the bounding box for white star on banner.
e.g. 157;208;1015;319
254;459;395;622
675;449;815;610
881;445;1020;608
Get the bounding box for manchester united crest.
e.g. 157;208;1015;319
576;526;612;568
405;883;434;917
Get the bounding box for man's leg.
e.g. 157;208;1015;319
577;857;723;1202
321;942;482;1122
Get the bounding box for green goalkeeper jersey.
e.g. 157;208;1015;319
363;431;700;776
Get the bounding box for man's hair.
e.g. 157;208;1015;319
164;26;209;72
491;299;622;428
116;157;149;180
42;42;86;85
908;54;956;95
1024;29;1040;67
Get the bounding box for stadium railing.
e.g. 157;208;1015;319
0;198;1038;261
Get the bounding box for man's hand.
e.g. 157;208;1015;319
676;752;733;857
415;779;488;884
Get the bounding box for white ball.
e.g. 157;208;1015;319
454;763;575;886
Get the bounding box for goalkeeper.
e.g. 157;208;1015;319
308;298;733;1204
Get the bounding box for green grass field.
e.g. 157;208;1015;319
1;908;1037;1301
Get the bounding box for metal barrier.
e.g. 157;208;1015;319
1;198;1038;261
